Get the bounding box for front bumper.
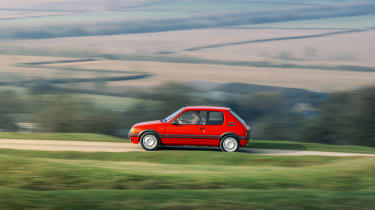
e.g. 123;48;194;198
128;131;140;144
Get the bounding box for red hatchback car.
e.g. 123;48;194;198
128;106;250;152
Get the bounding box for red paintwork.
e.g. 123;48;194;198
128;106;250;147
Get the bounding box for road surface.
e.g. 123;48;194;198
0;139;375;156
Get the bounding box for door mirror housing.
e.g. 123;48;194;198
171;120;179;125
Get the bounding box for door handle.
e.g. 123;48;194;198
200;127;205;130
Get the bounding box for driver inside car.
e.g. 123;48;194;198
177;111;201;125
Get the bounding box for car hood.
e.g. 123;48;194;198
133;120;163;127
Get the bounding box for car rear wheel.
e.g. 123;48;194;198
140;133;160;151
220;136;239;152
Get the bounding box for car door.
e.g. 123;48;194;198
202;111;225;146
164;110;206;146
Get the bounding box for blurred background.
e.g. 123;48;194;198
1;1;375;209
1;0;374;146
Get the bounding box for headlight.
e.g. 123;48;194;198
130;127;135;133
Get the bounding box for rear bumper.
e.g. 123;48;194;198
239;131;250;147
239;139;249;147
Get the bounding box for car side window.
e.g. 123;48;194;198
176;111;206;125
207;111;224;125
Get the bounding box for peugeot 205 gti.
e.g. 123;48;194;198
128;106;250;152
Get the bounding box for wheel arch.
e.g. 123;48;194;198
220;132;240;141
139;129;162;142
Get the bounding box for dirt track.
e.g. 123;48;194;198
1;139;375;156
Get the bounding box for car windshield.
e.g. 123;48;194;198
163;108;183;122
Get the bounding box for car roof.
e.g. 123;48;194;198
183;106;230;111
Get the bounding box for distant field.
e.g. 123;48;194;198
0;10;73;19
2;1;375;93
0;55;89;80
2;52;375;92
94;60;375;92
197;30;375;65
4;28;333;55
235;15;375;30
1;25;375;92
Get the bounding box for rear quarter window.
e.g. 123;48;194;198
206;111;224;125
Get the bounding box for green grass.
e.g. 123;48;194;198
0;150;374;191
0;149;375;209
248;140;375;154
2;131;375;154
0;132;125;142
0;148;345;167
1;188;375;210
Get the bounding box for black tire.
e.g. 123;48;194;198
220;135;239;152
140;132;160;151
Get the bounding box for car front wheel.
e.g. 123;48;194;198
220;136;239;152
140;133;160;151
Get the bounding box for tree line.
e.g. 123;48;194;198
0;83;374;147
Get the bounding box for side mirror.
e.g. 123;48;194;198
171;120;179;125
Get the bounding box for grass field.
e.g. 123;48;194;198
248;140;375;154
2;188;374;210
1;147;375;209
0;132;125;142
2;132;375;154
